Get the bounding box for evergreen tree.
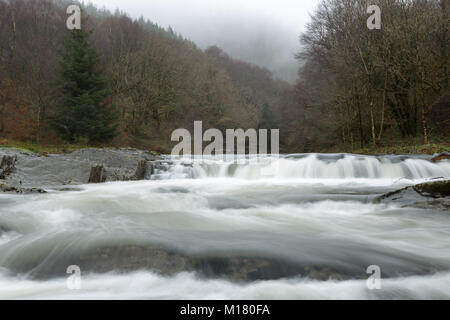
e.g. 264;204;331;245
259;103;276;129
53;29;117;144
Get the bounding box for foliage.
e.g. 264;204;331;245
0;0;299;152
0;0;447;154
0;138;90;154
52;29;118;144
297;0;449;151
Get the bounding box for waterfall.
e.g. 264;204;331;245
1;152;449;299
151;154;450;180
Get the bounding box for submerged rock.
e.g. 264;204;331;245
0;225;11;235
21;244;352;282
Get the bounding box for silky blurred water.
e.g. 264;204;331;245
0;154;449;299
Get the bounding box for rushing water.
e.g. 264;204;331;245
0;154;449;300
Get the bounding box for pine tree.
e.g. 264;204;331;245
53;29;117;144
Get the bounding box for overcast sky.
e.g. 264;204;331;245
86;0;320;82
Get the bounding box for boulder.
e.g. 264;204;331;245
0;148;161;189
431;152;450;162
131;160;148;180
413;180;450;198
88;165;107;183
17;244;351;282
0;155;17;179
376;180;450;209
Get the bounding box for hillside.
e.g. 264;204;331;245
0;0;301;153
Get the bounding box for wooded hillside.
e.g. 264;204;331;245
0;0;301;152
297;0;449;152
0;0;448;154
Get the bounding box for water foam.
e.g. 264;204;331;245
154;154;450;180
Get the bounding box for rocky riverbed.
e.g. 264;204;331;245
1;149;450;299
2;147;449;200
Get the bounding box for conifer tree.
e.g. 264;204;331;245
53;29;117;144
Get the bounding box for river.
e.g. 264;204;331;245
0;154;449;299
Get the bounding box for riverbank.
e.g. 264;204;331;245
352;143;450;156
0;138;92;155
0;147;161;191
2;138;450;157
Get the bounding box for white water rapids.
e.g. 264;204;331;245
0;154;449;299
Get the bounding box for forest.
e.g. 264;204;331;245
296;0;449;152
0;0;448;154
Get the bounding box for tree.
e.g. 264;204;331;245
52;29;117;144
297;0;448;150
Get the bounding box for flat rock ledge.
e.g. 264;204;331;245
0;148;160;192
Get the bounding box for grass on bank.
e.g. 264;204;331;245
1;138;449;156
353;143;449;155
0;138;161;156
0;138;91;155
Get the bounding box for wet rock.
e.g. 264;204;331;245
0;183;47;194
377;187;411;202
376;180;450;209
191;256;348;282
0;148;162;189
431;152;450;162
22;244;193;280
413;180;450;198
0;225;11;234
156;187;190;194
88;165;106;184
146;162;155;179
20;244;352;282
130;160;148;181
50;187;83;192
0;155;17;179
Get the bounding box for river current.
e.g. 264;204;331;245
0;154;449;299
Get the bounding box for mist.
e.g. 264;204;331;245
86;0;319;82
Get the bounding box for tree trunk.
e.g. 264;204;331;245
378;68;388;140
350;130;354;151
356;94;364;149
441;0;449;90
420;75;429;145
422;104;428;145
370;101;377;146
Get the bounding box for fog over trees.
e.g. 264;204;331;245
0;0;448;153
0;0;303;152
87;0;319;83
